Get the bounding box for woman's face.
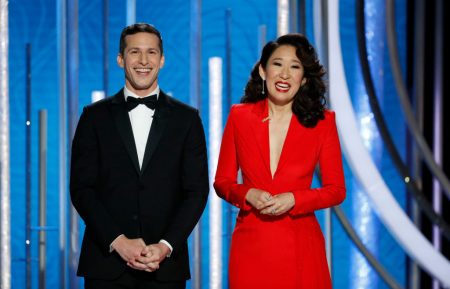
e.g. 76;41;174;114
259;45;307;106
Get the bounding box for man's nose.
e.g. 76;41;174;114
139;53;149;64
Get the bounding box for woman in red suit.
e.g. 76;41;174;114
214;34;346;289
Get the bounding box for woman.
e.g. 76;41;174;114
214;34;346;289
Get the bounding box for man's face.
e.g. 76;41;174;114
117;32;165;96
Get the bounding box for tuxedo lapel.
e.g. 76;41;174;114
140;91;172;174
110;90;141;174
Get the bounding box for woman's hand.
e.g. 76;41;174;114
260;192;295;216
245;188;273;210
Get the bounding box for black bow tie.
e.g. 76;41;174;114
126;95;157;111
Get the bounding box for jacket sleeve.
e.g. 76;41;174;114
214;106;252;211
161;111;209;254
289;111;346;215
70;107;123;253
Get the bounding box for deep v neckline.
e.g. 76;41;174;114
268;113;294;179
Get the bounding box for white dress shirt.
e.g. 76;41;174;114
124;86;157;169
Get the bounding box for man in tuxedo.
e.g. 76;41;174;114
70;23;209;289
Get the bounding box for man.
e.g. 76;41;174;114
70;23;209;289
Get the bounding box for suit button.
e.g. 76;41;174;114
138;181;145;189
132;214;138;220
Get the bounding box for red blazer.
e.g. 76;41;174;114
214;99;345;289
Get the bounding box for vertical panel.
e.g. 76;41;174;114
432;1;443;288
25;42;32;289
57;0;68;287
277;0;289;36
289;0;298;32
258;25;267;52
208;57;223;289
311;0;332;273
189;0;202;288
67;0;80;288
0;0;11;288
190;0;202;109
409;0;425;287
350;1;383;287
126;0;135;25
103;0;109;95
38;110;48;289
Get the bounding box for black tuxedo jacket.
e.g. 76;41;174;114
70;89;209;281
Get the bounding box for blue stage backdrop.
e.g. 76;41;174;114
8;0;407;288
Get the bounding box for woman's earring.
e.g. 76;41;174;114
262;79;265;95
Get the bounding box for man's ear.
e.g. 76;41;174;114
258;64;265;80
160;55;165;69
117;54;124;68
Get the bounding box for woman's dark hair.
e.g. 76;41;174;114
119;23;163;56
241;33;326;128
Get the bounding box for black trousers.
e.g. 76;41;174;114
84;270;186;289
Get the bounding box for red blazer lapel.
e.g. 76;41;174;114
250;99;272;178
274;115;306;176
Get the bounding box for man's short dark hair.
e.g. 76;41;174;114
119;23;163;56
